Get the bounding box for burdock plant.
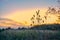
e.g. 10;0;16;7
30;10;45;26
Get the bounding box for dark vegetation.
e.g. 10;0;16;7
0;7;60;40
0;30;60;40
31;24;60;30
0;24;60;40
0;24;60;31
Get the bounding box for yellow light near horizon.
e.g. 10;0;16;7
2;8;47;26
3;9;35;26
2;8;60;26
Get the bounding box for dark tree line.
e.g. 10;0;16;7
31;24;60;30
0;24;60;32
0;27;28;32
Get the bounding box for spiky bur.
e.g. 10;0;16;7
30;10;46;26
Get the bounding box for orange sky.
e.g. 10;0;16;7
2;8;60;26
1;0;60;29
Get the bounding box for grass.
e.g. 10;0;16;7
0;30;60;40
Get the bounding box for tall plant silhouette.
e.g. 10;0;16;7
30;7;60;26
30;10;45;26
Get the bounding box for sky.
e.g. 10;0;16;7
0;0;59;26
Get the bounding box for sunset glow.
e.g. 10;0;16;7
0;0;60;28
1;8;60;26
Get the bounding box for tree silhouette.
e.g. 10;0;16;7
46;7;51;14
57;8;60;22
18;27;21;30
6;27;11;30
58;8;60;14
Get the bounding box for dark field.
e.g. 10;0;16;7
0;30;60;40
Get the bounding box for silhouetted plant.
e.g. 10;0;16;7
56;8;60;22
21;27;26;30
6;27;11;30
18;27;21;30
46;7;51;14
30;10;45;26
58;8;60;14
46;7;57;14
